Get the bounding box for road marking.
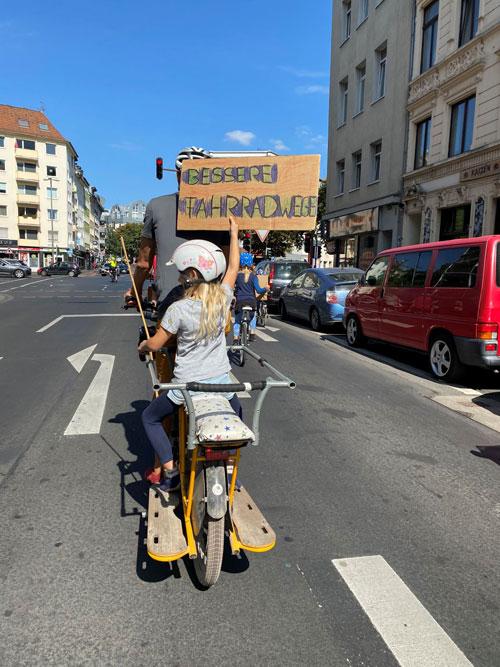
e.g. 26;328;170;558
0;277;54;293
253;329;278;342
67;345;97;373
229;372;250;398
64;354;115;435
0;278;30;286
36;312;140;333
265;325;280;332
332;555;473;667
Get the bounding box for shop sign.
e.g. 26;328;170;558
0;239;17;247
461;160;500;182
328;208;378;238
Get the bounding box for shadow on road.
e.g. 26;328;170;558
471;445;500;466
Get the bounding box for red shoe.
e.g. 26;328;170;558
144;468;161;484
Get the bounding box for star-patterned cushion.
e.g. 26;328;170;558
191;395;255;444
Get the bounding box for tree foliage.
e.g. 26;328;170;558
105;223;143;260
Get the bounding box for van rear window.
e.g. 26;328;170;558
275;263;307;279
431;246;480;288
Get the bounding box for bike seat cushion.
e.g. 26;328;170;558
191;395;255;444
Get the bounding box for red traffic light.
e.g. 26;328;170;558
244;232;251;238
156;157;163;180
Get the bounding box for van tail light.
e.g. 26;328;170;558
477;323;498;340
485;343;497;352
326;290;338;304
268;266;275;289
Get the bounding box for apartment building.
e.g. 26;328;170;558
108;200;147;227
0;105;103;268
324;0;414;268
403;0;500;242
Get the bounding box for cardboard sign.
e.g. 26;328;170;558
178;154;320;231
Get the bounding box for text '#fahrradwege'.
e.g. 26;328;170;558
178;194;318;220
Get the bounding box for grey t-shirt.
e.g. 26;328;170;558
160;283;233;382
141;193;229;299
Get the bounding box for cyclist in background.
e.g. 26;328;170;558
233;252;268;343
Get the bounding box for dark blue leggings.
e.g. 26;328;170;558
141;392;243;465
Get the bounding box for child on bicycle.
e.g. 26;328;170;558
138;218;240;491
233;252;268;343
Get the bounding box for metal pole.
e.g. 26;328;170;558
49;177;54;262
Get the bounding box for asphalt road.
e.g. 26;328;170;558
1;274;500;666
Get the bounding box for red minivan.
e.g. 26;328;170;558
344;235;500;381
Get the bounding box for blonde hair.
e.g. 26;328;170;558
184;281;228;340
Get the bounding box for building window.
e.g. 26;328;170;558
358;0;369;23
48;230;59;242
46;187;58;200
46;143;56;155
18;183;37;195
18;119;29;128
374;43;387;100
19;228;38;240
0;226;8;238
352;151;362;189
47;166;57;176
414;117;432;168
355;62;366;114
439;206;471;242
0;160;4;171
16;138;36;150
17;161;37;173
449;95;475;157
0;206;6;216
0;183;6;194
0;136;4;148
342;1;352;41
459;0;480;47
48;209;58;221
371;141;382;181
339;77;348;125
421;1;439;73
18;206;38;218
39;123;49;131
336;160;345;194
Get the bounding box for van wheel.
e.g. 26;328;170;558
310;308;321;331
346;315;364;347
429;335;464;382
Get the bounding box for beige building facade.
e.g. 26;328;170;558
403;0;500;244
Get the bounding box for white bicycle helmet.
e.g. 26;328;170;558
175;146;211;170
166;240;227;282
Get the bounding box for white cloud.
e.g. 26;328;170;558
270;138;290;152
224;130;256;146
279;66;328;78
295;85;329;95
295;126;327;151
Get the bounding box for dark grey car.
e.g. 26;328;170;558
0;259;32;278
254;259;309;308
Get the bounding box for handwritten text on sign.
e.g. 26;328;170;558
177;154;320;231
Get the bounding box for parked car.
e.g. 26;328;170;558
280;267;364;330
0;259;32;278
254;259;309;309
38;262;80;277
344;235;500;381
118;262;129;274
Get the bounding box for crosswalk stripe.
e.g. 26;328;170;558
265;325;280;332
332;555;473;667
229;372;250;398
253;329;278;342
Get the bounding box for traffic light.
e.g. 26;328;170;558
156;157;163;180
304;234;311;253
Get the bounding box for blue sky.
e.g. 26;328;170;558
2;0;332;207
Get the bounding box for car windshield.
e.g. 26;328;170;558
328;272;363;283
275;263;308;279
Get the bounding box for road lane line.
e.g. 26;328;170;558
229;372;250;398
36;312;140;333
67;345;97;373
64;354;115;435
0;278;30;286
332;555;473;667
0;277;54;293
253;329;278;342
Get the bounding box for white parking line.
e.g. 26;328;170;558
36;312;140;333
332;555;473;667
253;329;278;343
0;277;53;293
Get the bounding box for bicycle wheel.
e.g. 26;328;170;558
237;321;247;367
193;515;225;588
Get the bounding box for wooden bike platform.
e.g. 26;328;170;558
231;485;276;552
147;487;188;562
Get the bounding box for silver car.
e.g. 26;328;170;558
254;259;309;309
0;259;32;278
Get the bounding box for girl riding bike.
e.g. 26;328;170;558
233;252;268;344
138;218;240;491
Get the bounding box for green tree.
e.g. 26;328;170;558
105;223;143;260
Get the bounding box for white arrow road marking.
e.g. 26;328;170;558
332;555;473;667
253;329;278;342
67;344;97;373
64;354;115;435
36;312;140;333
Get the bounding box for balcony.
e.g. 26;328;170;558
15;148;38;160
16;170;39;183
17;193;39;205
18;216;41;228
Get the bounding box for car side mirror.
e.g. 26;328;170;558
367;276;377;287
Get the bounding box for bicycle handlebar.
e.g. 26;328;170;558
186;380;268;393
